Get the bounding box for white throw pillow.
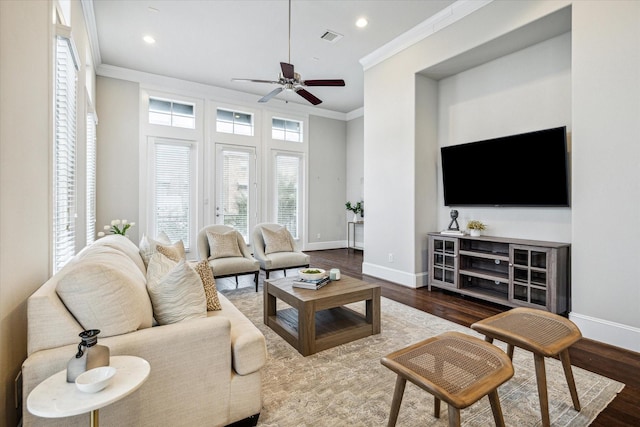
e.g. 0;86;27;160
139;232;171;268
262;226;293;254
146;253;207;325
206;230;242;259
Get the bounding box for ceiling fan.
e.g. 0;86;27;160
231;0;345;106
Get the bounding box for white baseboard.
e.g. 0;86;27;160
362;262;428;288
303;240;346;251
569;312;640;354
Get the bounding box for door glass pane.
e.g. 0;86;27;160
444;270;454;284
513;249;528;266
531;288;546;305
531;271;547;286
514;267;529;283
531;251;547;268
513;285;528;301
434;253;444;266
444;255;454;268
434;268;443;281
444;241;455;253
220;150;250;240
434;240;443;252
276;154;300;239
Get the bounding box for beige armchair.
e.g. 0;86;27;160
252;223;310;279
197;225;260;291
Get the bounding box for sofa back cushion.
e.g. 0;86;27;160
56;246;153;338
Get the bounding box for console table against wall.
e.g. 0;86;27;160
348;221;364;250
427;233;570;314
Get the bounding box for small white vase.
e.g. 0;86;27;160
353;214;358;222
470;229;481;237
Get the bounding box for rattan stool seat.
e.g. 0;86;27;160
471;307;582;427
381;331;514;427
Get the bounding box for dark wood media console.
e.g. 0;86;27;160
427;233;570;314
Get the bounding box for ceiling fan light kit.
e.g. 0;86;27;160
231;0;345;106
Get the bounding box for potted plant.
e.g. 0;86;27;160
345;201;363;222
466;220;486;237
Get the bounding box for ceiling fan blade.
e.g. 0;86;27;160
303;79;346;87
295;88;322;105
232;78;279;84
280;62;295;79
258;87;284;103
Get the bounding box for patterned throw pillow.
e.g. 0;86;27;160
262;226;293;254
193;260;222;311
206;230;242;259
156;240;185;262
146;253;207;325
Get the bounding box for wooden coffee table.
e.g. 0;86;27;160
264;275;381;356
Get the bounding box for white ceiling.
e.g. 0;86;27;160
89;0;457;113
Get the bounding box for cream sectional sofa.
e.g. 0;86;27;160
22;235;267;427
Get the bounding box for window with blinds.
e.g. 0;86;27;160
154;142;192;250
272;118;303;142
86;112;97;244
53;35;79;272
219;148;251;240
275;154;301;239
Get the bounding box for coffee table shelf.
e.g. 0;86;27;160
264;275;381;356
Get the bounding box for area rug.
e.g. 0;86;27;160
221;287;624;427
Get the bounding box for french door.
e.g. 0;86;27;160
214;144;257;242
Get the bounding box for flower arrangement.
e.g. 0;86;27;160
345;201;363;215
466;220;486;231
97;219;135;237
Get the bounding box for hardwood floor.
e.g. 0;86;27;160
308;248;640;426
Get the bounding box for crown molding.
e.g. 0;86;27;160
359;0;493;71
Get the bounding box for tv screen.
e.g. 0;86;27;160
441;126;570;207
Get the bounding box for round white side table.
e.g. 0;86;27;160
27;355;150;427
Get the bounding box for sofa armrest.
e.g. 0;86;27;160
23;316;233;427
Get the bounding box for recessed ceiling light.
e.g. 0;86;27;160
143;35;156;44
356;18;368;28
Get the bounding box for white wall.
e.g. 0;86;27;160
307;115;347;249
346;116;364;246
96;77;141;243
570;1;640;348
436;32;572;242
364;0;639;351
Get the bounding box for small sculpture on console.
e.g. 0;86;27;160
447;210;460;231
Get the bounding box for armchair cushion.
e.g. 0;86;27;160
146;253;207;325
207;230;242;259
208;257;259;276
262;226;294;254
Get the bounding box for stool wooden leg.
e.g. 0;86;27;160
387;375;406;427
484;336;494;344
534;354;551;427
507;344;514;360
434;397;441;418
488;390;506;427
559;349;581;411
447;404;461;427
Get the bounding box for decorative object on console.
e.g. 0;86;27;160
447;209;460;230
466;220;486;237
330;268;341;280
98;219;135;237
66;329;110;383
345;201;363;222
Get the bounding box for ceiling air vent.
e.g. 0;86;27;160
320;30;343;43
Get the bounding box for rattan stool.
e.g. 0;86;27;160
471;307;582;427
381;331;514;427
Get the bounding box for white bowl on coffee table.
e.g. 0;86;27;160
298;268;326;280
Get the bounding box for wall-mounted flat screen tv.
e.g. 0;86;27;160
441;126;570;207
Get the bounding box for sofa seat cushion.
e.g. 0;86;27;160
207;293;266;375
208;257;258;277
56;247;154;337
262;251;310;270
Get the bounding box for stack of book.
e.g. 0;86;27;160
292;276;331;290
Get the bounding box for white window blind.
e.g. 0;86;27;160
154;142;192;250
86;112;97;244
220;149;250;239
54;35;78;272
275;154;300;239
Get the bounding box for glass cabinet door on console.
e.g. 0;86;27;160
509;245;551;310
428;236;458;289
